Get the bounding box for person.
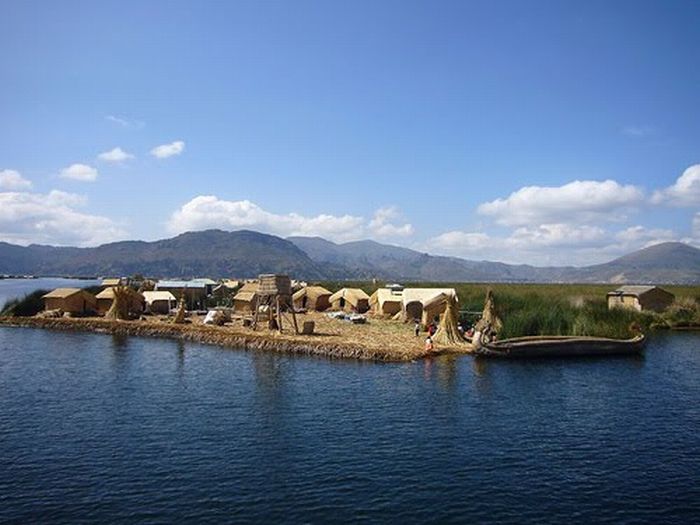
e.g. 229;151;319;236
414;321;420;337
425;336;434;353
428;323;436;337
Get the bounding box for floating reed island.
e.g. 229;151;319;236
0;313;469;362
2;274;695;361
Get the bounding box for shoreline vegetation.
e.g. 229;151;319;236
2;282;699;362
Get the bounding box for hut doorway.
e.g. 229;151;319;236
339;298;346;308
405;301;422;322
301;296;308;309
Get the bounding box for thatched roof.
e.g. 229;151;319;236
237;282;259;294
370;288;403;307
42;288;83;299
293;286;332;301
96;287;144;300
402;288;457;307
142;291;176;304
608;285;671;298
234;291;257;302
329;288;370;307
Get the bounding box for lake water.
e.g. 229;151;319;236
1;326;699;524
0;278;100;310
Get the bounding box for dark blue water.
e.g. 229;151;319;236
0;278;100;309
1;328;699;524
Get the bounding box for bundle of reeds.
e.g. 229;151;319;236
173;295;186;324
105;286;131;321
475;289;503;334
432;294;464;345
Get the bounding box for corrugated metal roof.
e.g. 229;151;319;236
142;291;176;303
156;280;207;289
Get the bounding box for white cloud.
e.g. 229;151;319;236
167;196;415;243
692;213;700;238
151;140;185;159
97;147;134;163
105;115;144;128
0;189;126;246
651;164;700;206
478;180;645;227
59;163;99;182
168;196;364;242
368;206;414;237
0;169;32;190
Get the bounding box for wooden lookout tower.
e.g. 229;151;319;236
252;274;299;334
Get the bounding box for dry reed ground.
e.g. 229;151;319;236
0;311;472;362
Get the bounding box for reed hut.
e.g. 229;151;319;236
369;288;403;316
293;286;332;311
155;280;209;309
233;281;260;314
101;277;123;287
42;288;97;315
142;291;176;315
401;288;459;328
329;288;370;313
95;287;145;316
607;285;675;313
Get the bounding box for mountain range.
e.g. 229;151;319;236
0;229;698;284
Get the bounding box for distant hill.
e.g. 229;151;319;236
0;230;326;279
0;230;698;284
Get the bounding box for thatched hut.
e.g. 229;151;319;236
95;287;145;316
329;288;370;313
401;288;459;328
369;288;403;316
607;285;675;313
293;286;332;311
142;291;176;315
42;288;97;315
233;282;260;314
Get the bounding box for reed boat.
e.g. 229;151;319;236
473;333;646;358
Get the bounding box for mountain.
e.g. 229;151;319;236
558;242;700;284
0;230;326;279
0;230;698;284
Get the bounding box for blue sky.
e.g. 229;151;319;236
1;0;699;265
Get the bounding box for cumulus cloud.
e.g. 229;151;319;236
151;140;185;159
651;164;700;206
428;223;681;267
368;206;414;237
692;213;700;238
97;147;134;163
59;163;99;182
0;169;32;190
0;189;126;246
167;196;414;243
168;196;364;242
477;180;645;227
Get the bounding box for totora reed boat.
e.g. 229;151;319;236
473;333;646;358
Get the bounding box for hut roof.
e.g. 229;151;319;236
142;291;176;303
607;285;667;297
329;288;370;306
293;286;332;301
156;280;207;289
42;288;83;299
370;288;403;306
101;278;121;287
402;288;457;306
96;287;144;300
234;291;257;302
236;282;259;294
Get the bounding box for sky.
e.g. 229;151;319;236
1;0;699;266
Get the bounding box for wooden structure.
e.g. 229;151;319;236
42;288;97;315
607;286;675;313
293;286;332;311
252;274;299;333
